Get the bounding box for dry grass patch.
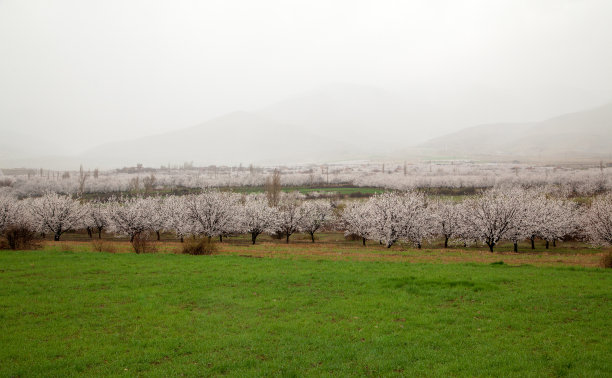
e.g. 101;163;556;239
27;237;608;268
91;239;118;253
600;250;612;268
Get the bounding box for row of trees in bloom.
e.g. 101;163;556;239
1;188;612;252
2;162;610;198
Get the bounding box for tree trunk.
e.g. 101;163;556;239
156;231;160;241
251;233;257;245
362;237;366;246
545;240;549;249
219;235;223;243
310;232;315;243
286;233;290;244
180;236;184;243
487;242;494;252
531;237;535;250
444;236;449;248
417;242;421;249
513;242;518;253
87;227;92;239
54;233;61;241
553;239;556;247
7;233;16;249
98;228;102;239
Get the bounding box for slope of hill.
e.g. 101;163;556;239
80;111;360;168
78;83;426;168
257;83;432;151
418;103;612;159
3;84;611;169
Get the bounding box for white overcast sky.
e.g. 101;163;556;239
1;0;612;154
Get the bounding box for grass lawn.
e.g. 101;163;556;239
1;249;611;376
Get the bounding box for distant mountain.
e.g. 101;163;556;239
257;83;432;151
80;111;361;168
78;83;427;168
418;103;612;160
0;131;56;161
3;83;611;169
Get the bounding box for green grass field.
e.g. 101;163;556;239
1;250;610;376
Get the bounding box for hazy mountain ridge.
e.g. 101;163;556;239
418;103;612;159
70;84;416;168
2;85;611;169
257;83;429;151
80;111;362;168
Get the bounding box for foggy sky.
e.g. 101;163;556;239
1;0;612;156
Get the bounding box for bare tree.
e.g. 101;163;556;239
143;174;156;194
265;169;281;207
78;165;90;198
129;176;140;192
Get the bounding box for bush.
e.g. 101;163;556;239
344;233;362;241
182;237;217;255
131;232;157;254
601;251;612;269
91;239;117;253
0;178;13;187
1;225;40;250
270;231;285;240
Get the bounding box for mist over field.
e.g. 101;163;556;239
1;0;612;169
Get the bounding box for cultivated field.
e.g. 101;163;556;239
1;237;611;376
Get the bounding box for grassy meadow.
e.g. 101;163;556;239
1;239;611;376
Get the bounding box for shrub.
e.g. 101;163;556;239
182;237;217;255
0;178;13;187
344;233;362;241
131;232;157;254
91;239;117;253
270;231;285;240
601;251;612;269
1;225;40;250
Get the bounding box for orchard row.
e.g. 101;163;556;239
1;188;611;252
